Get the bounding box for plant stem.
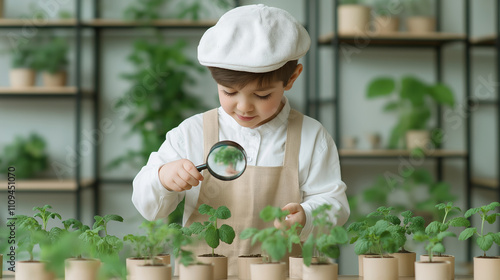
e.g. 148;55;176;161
442;209;449;225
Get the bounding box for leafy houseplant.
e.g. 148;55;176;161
372;0;402;33
366;76;455;149
338;0;371;34
9;41;36;87
0;133;49;179
32;37;69;87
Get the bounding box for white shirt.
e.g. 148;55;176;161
132;97;350;240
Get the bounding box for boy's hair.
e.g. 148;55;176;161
208;60;298;89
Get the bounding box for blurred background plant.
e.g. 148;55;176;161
0;133;49;179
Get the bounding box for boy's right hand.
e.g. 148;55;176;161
158;159;204;192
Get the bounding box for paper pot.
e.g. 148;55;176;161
302;263;338;280
238;255;263;280
179;263;214;280
126;257;148;279
406;16;436;33
473;256;500;280
135;264;171;280
338;4;371;34
289;256;319;279
65;258;100;280
357;254;376;276
415;261;450;280
373;16;400;33
363;256;398;280
42;71;67;87
420;254;454;280
250;262;286;280
390;251;416;276
16;261;55;280
10;68;35;88
197;255;227;280
406;130;430;150
156;254;171;266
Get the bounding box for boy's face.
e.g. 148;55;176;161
217;65;302;129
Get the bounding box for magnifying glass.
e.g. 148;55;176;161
196;141;247;181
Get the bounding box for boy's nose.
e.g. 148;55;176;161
237;99;253;113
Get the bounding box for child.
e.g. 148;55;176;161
132;4;349;273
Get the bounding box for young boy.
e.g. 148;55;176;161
132;4;349;273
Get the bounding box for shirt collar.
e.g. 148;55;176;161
218;96;290;135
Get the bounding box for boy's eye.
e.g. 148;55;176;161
223;90;237;96
257;94;271;100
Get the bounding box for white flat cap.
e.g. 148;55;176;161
198;4;311;73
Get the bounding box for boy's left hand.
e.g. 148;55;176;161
274;203;306;229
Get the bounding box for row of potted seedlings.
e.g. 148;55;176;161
1;202;499;280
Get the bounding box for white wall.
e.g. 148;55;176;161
0;0;498;275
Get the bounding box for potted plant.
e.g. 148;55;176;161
9;41;36;88
372;0;402;33
240;206;293;280
123;233;147;277
338;0;371;34
366;76;455;149
301;204;348;280
187;204;235;280
0;133;48;179
32;37;69;87
15;205;62;280
458;202;500;280
413;227;456;280
403;0;436;33
285;223;305;279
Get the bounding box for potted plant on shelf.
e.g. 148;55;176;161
301;204;348;280
187;204;235;280
338;0;371;35
240;206;292;280
403;0;436;33
372;0;402;33
458;202;500;280
419;202;470;280
32;37;69;87
9;41;36;88
0;133;48;179
366;75;455;150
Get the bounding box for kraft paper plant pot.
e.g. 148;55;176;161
197;255;227;280
135;264;171;280
357;254;376;276
406;16;436;33
9;68;35;88
289;256;319;279
302;263;338;280
406;130;430;150
156;254;171;267
373;16;400;33
250;262;286;280
64;258;100;280
363;256;398;280
42;71;67;87
473;256;500;280
179;263;214;280
126;257;148;279
415;261;450;280
16;261;55;280
338;5;371;34
238;255;263;280
420;254;454;280
390;251;416;276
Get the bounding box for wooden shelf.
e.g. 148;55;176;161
472;177;498;190
339;149;467;158
1;179;94;192
0;18;77;27
470;34;496;46
83;19;217;28
0;87;93;97
319;32;466;47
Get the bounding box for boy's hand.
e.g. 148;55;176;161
158;159;204;192
274;203;306;229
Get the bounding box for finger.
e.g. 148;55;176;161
178;167;201;187
172;175;192;191
282;203;302;214
183;160;204;181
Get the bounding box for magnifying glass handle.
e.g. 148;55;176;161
196;163;207;172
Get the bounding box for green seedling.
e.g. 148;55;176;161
353;219;399;258
123;234;147;259
79;214;124;258
413;230;456;262
459;202;500;257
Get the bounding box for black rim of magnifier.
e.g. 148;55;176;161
200;140;247;181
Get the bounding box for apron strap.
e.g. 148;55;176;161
283;109;303;169
203;108;219;159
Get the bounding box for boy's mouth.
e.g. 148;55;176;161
237;114;255;121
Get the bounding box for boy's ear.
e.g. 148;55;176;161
284;64;303;91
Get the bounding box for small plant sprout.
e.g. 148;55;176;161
302;204;348;266
459;202;500;257
413;231;455;263
426;202;470;234
123;234;147;259
79;214;124;258
353;219;399;258
33;205;62;231
240;206;293;263
188;204;235;256
139;220;179;265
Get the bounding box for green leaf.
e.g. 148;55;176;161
367;78;395;98
104;215;124;223
204;225;219;249
198;204;214;215
400;76;427;106
302;235;314;266
477;235;494;252
383;101;399;112
354;239;371;255
429;84;455;107
431;243;445;253
425;221;442;234
189;222;205;235
464;208;481;218
493;233;500;245
215;206;231;220
262;235;287;262
240;228;258;240
437;231;456;240
322;245;341;259
458;227;477;241
218;224;235;245
448;217;470;228
330;227;348;244
485;214;497;224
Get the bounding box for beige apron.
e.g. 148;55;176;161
186;108;303;275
